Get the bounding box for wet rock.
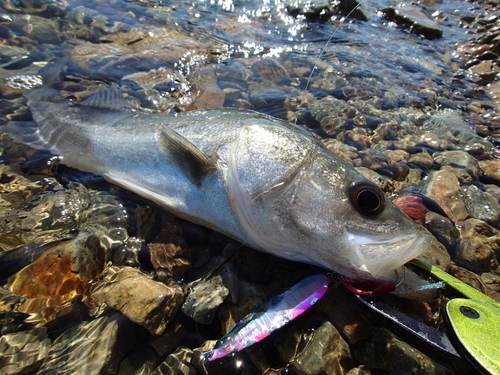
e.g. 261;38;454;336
323;138;358;161
189;65;225;109
248;80;287;107
346;366;372;375
182;276;229;324
148;223;192;279
448;264;500;300
469;59;499;82
383;6;442;40
424;211;460;253
416;237;451;271
481;267;500;297
113;237;143;268
252;59;289;83
421;170;468;223
151;347;197;375
456;219;500;273
353;327;446;375
284;0;332;21
422;110;494;154
0;327;51;375
312;285;371;345
7;233;105;299
3;74;43;90
117;346;158;375
480;159;500;181
486;80;500;110
218;281;267;336
461;185;500;226
394;195;427;225
433;150;481;180
134;205;161;243
355;167;393;194
289;319;353;375
92;266;184;335
150;320;187;357
37;312;135;375
336;0;375;21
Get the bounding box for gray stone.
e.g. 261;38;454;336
462;185;500;226
383;6;442;40
182;276;229;324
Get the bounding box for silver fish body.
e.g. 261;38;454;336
4;84;431;280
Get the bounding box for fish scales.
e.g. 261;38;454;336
4;83;432;281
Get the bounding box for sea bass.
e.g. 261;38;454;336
4;83;431;281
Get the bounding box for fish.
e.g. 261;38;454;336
3;82;432;281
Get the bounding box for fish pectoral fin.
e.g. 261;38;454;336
80;83;131;110
157;124;215;186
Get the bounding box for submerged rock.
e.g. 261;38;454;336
456;219;500;273
433;150;481;180
289;319;353;375
91;266;184;335
421;170;468;223
0;327;51;375
353;327;446;375
37;312;135;375
424;211;460;253
7;234;105;299
151;347;197;375
182;276;229;324
461;185;500;226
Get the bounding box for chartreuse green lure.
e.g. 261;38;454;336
411;259;500;375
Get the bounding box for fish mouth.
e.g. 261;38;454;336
347;230;431;280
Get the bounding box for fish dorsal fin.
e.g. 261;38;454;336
157;124;215;186
80;83;131;110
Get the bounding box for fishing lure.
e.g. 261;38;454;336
204;273;330;362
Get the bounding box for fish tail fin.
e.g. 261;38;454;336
3;121;53;151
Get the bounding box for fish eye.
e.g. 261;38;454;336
349;182;385;216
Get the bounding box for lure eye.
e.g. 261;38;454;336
349;182;385;216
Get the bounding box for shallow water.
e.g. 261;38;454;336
1;0;500;374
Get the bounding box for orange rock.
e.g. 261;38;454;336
8;235;105;300
393;196;428;225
